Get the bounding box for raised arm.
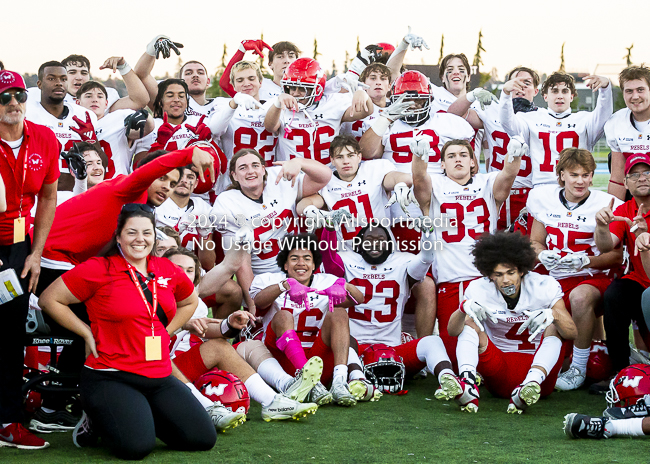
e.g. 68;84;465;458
447;95;484;130
271;158;331;198
492;136;524;204
410;137;432;215
134;35;183;111
219;40;273;97
382;171;412;193
386;27;429;82
100;56;150;111
499;78;530;140
594;198;626;253
296;193;325;216
583;75;613;147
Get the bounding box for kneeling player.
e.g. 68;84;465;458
448;232;577;413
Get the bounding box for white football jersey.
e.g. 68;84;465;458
250;272;338;348
526;185;623;279
475;102;533;189
137;115;207;152
605;108;650;158
186;96;226;118
27;87;120;113
25;100;98;174
429;172;499;283
170;298;209;356
155;197;212;251
340;250;414;346
94;109;135;178
319;160;394;245
500;87;612;186
275;92;352;164
463;273;563;354
340;105;385;141
430;85;457;113
260;78;282;102
210;167;302;275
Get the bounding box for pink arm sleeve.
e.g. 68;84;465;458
320;228;345;278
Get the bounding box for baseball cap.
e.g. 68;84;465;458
625;153;650;175
0;70;26;94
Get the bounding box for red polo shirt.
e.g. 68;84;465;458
0;121;60;246
610;199;650;288
62;255;195;378
42;147;194;266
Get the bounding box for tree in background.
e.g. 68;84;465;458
438;35;444;65
313;38;321;61
473;30;485;69
206;43;229;98
559;42;566;72
624;44;634;67
356;36;360;55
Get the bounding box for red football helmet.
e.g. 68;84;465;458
390;70;433;125
194;369;250;414
361;344;405;394
281;58;326;109
586;341;614;381
186;140;228;194
606;364;650;407
376;42;395;55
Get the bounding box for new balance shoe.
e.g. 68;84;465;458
604;394;650;419
307;381;333;406
348;379;382;402
0;423;49;450
555;366;586;391
207;403;246;432
72;411;98;448
563;413;612;439
283;356;323;403
456;372;480;413
507;381;541;414
261;394;317;421
330;377;357;406
29;408;78;433
434;373;463;401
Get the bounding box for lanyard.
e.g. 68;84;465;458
125;260;158;337
0;121;29;218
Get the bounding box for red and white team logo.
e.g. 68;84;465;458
0;71;15;84
28;153;43;170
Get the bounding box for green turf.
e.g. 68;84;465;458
4;376;647;463
593;174;609;192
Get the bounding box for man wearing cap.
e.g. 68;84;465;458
594;153;650;392
0;70;59;450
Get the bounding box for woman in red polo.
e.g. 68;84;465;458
39;205;216;460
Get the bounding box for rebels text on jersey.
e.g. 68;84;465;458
429;171;499;283
155;197;212;251
250;272;339;348
210;167;302;275
463;273;563;354
137;115;208;152
319;160;394;245
605;108;650;160
275;92;352;165
526;184;623;279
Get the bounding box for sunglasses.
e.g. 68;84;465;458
0;91;27;106
121;203;155;214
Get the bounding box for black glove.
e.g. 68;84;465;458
356;45;384;66
61;149;87;180
155;38;183;59
124;109;149;138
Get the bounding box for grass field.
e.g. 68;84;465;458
4;375;647;464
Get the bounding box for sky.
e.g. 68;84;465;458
5;0;648;83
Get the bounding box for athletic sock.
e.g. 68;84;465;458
347;348;366;381
528;335;562;383
185;382;213;409
456;327;479;376
608;418;646;437
349;370;366;381
244;373;276;408
333;364;348;383
570;346;590;374
415;335;454;380
275;330;308;370
257;357;293;392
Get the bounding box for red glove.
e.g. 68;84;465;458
152;112;182;150
239;40;273;57
71;114;97;142
185;115;212;142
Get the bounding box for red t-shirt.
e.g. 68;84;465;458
610;199;650;288
0;121;60;245
43;147;194;265
62;255;195;378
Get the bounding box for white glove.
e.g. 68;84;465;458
385;94;414;122
461;299;498;332
409;135;430;161
556;253;591;272
517;308;554;342
327;209;355;230
385;182;419;216
333;73;370;94
177;207;211;238
538;250;562;271
396;26;430;53
234;226;254;253
506;135;529;163
466;88;498;110
303;205;329;232
233;93;262;110
146;35;169;56
348;45;384;77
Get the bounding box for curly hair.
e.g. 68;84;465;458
472;231;537;277
276;233;323;273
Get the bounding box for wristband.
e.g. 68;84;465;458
117;62;132;76
220;318;237;338
371;116;391;137
272;97;282;109
609;179;624;186
278;281;287;293
466;90;477;103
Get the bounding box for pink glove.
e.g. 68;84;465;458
318;278;349;312
286;278;317;310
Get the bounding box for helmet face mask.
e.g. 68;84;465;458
605;363;650;408
391;70;433;126
361;344;406;394
282;84;318;109
281;57;325;110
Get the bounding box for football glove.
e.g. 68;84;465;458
71;114;97;142
506;135;529;163
233;92;262;110
409;135;430;161
332;73;370;94
466;88;498;111
396;26;430;53
303;205;329;232
176;207;211;238
517;308;554;342
461;299;498;332
124;109;149;139
61;149;87;180
538;250;562;271
185;115;212;142
238;39;273;57
556;253;590;272
385;94;414;122
317;278;350;311
152;112;182;150
234;226;254;253
286;278;318;310
348;44;384;77
326;209;355;230
146;35;183;59
385;182;419;216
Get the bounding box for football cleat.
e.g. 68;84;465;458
604;394;650;419
348;379;382;402
507;381;541;414
629;343;650;366
307;381;333;406
555;366;586;391
28;408;78;433
330;377;357;406
456;372;480;413
0;423;49;450
72;411;98;448
207;403;246;432
261;394;318;422
563;413;612;439
283;356;323;403
434;373;463;401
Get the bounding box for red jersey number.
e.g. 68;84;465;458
440;198;491;243
389;129;441;164
234;127;278;167
539;131;579;172
489;130;532;178
348;278;399;323
332;194;373;241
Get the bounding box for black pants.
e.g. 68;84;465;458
603;278;649;371
0;239;31;424
80;368;216;460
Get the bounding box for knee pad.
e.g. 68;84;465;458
235;340;272;371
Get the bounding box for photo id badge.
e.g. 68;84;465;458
145;336;162;361
13;217;25;244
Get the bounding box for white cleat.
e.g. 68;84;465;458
555;366;586;391
508;381;541;414
207;403;246;432
284;356;323;403
261;394;318;422
330;377;357;406
308;381;333;406
348;379;382;402
434;373;463;401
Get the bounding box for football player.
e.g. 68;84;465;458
447;66;540;230
528;148;623;391
448;232;577;413
250;234;364;406
410;136;525;365
264;58;373;165
180;60;223;118
500;71;612;187
564;414;650;440
605;65;650;201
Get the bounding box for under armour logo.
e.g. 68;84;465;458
309;295;318;302
568;124;576;128
577;216;586;222
270;200;278;207
358;180;366;186
313;114;324;120
383;268;393;271
439;288;446;294
647;135;650;141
